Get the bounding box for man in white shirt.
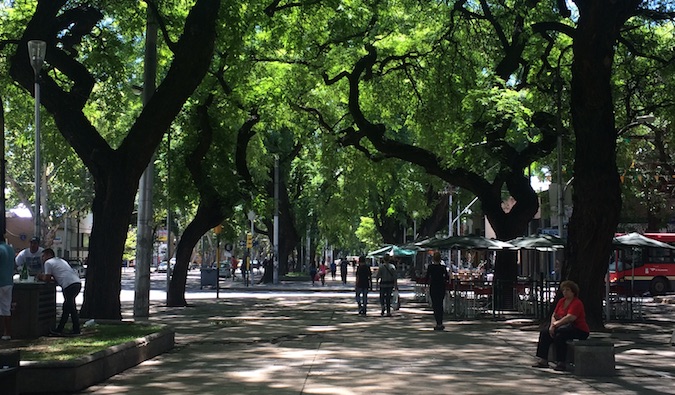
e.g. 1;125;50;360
38;248;81;335
15;236;44;276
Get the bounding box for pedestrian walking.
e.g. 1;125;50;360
426;251;449;330
309;262;318;285
318;262;328;285
355;256;372;315
340;258;349;284
330;260;337;280
376;255;397;317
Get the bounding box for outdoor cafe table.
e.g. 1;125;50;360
442;279;494;319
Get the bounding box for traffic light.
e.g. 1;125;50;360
246;233;252;248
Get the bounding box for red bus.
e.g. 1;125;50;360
609;233;675;296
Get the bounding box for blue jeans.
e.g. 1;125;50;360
355;288;369;313
380;286;394;314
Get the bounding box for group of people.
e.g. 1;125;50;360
1;236;82;340
308;257;354;286
354;255;399;316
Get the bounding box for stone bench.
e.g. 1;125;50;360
566;339;616;376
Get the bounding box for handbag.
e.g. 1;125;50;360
392;289;401;310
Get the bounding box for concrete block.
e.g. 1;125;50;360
568;339;615;376
0;349;20;367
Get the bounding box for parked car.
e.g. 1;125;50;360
156;261;168;273
67;259;87;278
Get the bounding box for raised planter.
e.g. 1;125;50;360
17;323;174;393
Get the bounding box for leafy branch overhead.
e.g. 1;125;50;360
320;43;558;201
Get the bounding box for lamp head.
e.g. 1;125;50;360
27;40;47;76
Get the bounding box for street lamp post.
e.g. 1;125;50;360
28;40;46;239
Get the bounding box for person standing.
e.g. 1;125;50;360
309;262;318;285
532;280;589;371
376;255;398;317
340;258;349;285
318;261;328;286
426;251;449;331
330;260;337;280
231;258;238;279
15;236;43;277
0;239;15;340
355;256;372;316
38;249;82;336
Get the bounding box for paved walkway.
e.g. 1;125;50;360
79;277;675;395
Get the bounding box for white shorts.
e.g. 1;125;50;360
0;285;12;316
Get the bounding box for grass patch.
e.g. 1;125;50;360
284;272;308;278
281;272;310;281
6;323;163;361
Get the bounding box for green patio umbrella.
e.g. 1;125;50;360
508;234;566;251
367;245;419;258
613;233;675;249
417;235;514;250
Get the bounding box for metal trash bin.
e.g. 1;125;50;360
200;268;217;288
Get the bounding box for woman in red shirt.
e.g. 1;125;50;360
533;280;590;371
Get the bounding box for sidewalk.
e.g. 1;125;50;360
80;280;675;395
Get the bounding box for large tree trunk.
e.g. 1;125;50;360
169;202;225;306
81;168;138;318
418;193;449;239
262;180;300;277
566;0;639;330
483;172;539;309
278;207;299;275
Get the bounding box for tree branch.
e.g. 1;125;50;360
264;0;322;17
145;0;178;52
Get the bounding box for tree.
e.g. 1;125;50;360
564;0;675;328
287;0;562;305
8;0;220;319
167;92;254;305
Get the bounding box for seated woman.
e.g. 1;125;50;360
532;280;590;371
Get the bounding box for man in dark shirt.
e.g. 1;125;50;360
340;258;349;284
355;256;372;316
426;251;449;330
